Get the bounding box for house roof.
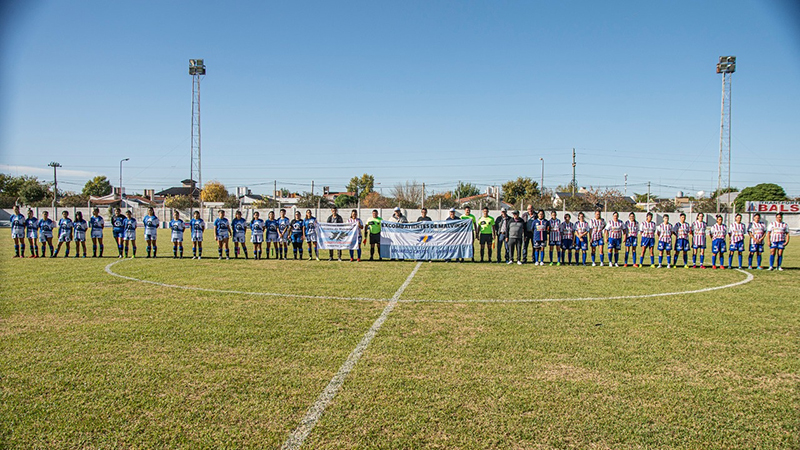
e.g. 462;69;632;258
156;187;198;197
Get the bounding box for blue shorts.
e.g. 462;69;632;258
591;239;604;247
625;236;637;247
561;239;573;250
641;237;655;248
657;241;672;252
749;243;764;253
692;242;706;249
113;229;124;239
291;234;303;243
675;239;690;252
729;241;744;252
576;238;588;251
770;241;785;250
712;238;726;254
607;238;621;250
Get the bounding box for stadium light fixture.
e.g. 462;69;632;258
716;56;736;74
189;59;206;76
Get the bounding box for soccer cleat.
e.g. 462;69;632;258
778;267;784;271
666;264;670;268
592;263;596;267
507;260;513;265
657;264;662;268
767;267;773;271
747;266;752;270
684;265;689;269
556;262;561;266
549;262;553;266
226;256;230;260
350;258;354;262
219;256;222;260
357;258;361;262
756;266;761;270
614;263;619;267
517;261;522;265
197;256;201;260
315;256;320;261
624;263;628;268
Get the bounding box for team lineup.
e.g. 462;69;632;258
8;204;791;270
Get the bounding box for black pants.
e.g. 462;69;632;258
508;238;522;262
522;232;532;261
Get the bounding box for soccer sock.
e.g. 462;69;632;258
615;252;619;264
778;255;783;267
174;245;178;256
659;255;663;265
42;244;46;255
549;249;553;262
93;244;97;257
748;254;753;266
49;244;54;256
357;248;362;259
14;244;19;256
624;251;629;264
118;244;123;256
693;254;697;265
225;249;230;258
198;247;202;257
600;253;604;264
728;254;733;267
147;246;151;257
770;254;775;267
243;245;248;258
219;248;222;258
582;252;586;264
683;253;688;265
700;255;704;265
757;254;762;267
235;246;239;257
299;248;303;258
738;254;742;267
132;245;136;256
712;255;717;266
193;247;197;257
639;254;644;265
20;244;25;256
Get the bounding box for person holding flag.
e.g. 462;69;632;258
709;215;727;269
460;207;477;262
348;209;364;262
747;213;766;270
727;213;746;269
767;212;788;271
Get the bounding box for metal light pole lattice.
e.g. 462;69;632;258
189;59;206;216
716;56;735;216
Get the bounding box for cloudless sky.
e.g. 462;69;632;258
1;0;799;198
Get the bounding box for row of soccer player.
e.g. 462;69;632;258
473;208;790;270
8;205;791;270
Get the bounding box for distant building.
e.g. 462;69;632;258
155;179;200;198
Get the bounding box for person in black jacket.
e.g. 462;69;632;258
327;207;343;261
494;208;511;263
507;210;525;265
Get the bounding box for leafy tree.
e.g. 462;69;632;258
560;194;593;211
711;186;739;198
346;174;375;199
392;181;422;208
426;191;458;209
200;180;229;202
19;181;48;205
164;195;198;210
334;194;356;209
501;177;540;205
734;183;788;213
0;174;51;206
60;193;88;207
296;192;333;209
362;191;393;208
251;198;277;209
222;194;240;208
583;188;639;212
82;176;113;197
652;200;677;213
454;181;480;200
692;196;720;213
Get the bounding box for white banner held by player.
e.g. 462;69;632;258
380;219;474;260
316;222;361;250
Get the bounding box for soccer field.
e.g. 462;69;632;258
2;231;798;449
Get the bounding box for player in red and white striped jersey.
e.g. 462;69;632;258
672;213;691;268
574;212;590;265
691;213;707;268
656;214;673;268
624;212;639;267
604;212;624;267
767;212;789;271
727;214;746;269
589;210;606;266
639;212;656;267
747;213;766;269
708;215;727;269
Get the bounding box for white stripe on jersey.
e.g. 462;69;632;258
656;223;673;242
728;222;746;242
640;221;656;238
767;221;788;242
709;223;727;240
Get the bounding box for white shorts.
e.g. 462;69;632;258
251;234;264;243
124;231;136;241
74;232;86;242
91;229;103;239
267;233;279;243
58;234;72;243
216;233;230;241
233;233;246;243
278;235;289;243
26;230;38;239
144;231;157;240
40;233;52;242
171;232;184;242
192;233;203;242
305;234;317;243
12;230;24;239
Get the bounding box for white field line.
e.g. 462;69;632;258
399;269;754;303
280;261;423;450
103;259;387;302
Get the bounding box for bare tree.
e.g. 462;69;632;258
392;181;422;208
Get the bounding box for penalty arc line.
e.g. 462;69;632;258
280;261;423;450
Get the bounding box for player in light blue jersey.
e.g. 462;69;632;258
54;210;73;257
250;212;265;259
143;207;159;258
9;205;26;257
38;211;55;257
190;210;205;259
169;210;186;258
73;211;88;258
24;209;39;258
111;208;126;258
231;210;249;259
214;210;231;260
265;211;279;259
123;210;137;258
277;209;291;260
303;210;320;261
290;211;305;260
89;208;105;257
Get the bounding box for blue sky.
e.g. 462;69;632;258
1;0;799;198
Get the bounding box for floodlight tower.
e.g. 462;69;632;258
189;59;206;216
716;56;735;216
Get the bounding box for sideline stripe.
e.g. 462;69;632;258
104;259;386;303
399;269;754;303
280;261;423;450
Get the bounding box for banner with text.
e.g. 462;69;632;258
317;222;361;250
380;219;475;260
745;202;800;214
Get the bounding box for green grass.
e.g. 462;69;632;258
2;230;798;449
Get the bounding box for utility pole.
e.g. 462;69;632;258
311;181;314;197
647;181;651;212
571;148;577;196
274;180;278;213
421;183;425;209
48;162;61;209
540;158;545;195
624;173;628;196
